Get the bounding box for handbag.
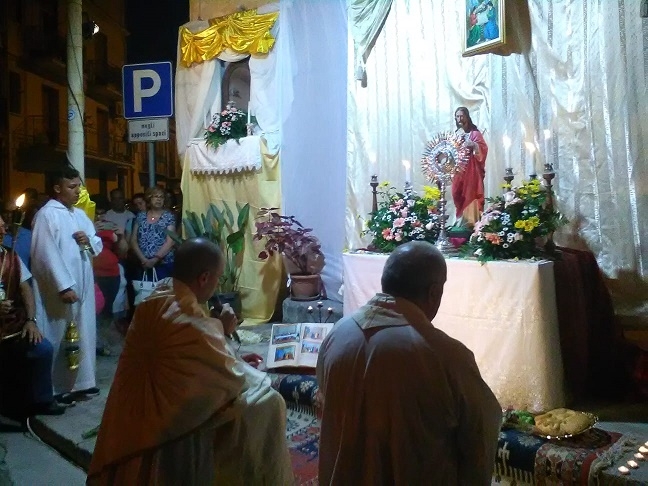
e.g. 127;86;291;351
133;268;159;306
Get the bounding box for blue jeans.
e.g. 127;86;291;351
0;337;54;417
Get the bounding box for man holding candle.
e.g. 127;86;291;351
31;165;103;405
452;106;488;226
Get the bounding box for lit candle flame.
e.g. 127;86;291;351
524;142;536;154
15;193;25;209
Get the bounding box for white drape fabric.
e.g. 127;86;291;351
175;4;283;157
280;0;347;302
249;2;288;155
342;252;566;412
175;21;221;158
348;0;394;83
346;0;648;287
187;136;263;174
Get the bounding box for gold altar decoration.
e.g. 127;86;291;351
180;9;279;68
64;320;81;370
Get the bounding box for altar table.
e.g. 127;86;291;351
342;252;566;411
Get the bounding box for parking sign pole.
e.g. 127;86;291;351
148;141;156;187
122;62;173;190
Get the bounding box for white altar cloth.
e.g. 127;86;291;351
342;252;565;411
187;135;262;175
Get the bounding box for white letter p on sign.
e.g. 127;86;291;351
133;69;161;112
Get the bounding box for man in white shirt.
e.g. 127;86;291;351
31;166;103;404
104;188;135;235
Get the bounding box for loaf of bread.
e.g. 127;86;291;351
534;408;593;436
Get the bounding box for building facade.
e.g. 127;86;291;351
0;0;181;205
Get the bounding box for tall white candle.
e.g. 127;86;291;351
402;160;411;182
502;135;512;168
543;129;551;167
247;107;251;124
524;142;536;176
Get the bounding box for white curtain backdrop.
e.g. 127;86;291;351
346;0;648;299
280;0;348;301
175;4;283;157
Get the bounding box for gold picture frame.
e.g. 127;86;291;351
462;0;506;57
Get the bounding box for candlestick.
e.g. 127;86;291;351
503;167;514;190
370;175;379;213
542;163;557;255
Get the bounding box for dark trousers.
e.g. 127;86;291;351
0;337;54;418
96;275;120;319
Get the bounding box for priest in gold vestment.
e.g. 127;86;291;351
87;238;292;485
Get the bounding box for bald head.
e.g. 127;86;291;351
173;238;224;284
381;241;447;303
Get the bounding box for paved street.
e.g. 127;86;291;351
0;424;87;486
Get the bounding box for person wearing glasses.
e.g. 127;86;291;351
130;186;176;280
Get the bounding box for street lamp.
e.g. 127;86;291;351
82;12;99;40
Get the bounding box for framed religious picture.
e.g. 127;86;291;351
462;0;506;57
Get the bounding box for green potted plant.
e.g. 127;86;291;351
253;208;325;301
168;202;250;315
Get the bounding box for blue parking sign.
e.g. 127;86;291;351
122;62;174;119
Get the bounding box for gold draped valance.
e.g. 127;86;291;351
180;9;279;67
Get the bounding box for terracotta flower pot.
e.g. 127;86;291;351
289;274;321;301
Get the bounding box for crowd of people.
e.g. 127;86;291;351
0;164;501;483
0;167;183;416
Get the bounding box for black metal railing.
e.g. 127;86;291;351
12;115;133;166
86;60;122;88
22;30;66;62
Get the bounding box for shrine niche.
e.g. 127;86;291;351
221;59;251;113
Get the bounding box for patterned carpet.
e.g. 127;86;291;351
242;326;322;484
286;407;320;485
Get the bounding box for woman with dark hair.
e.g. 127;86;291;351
130;187;176;280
